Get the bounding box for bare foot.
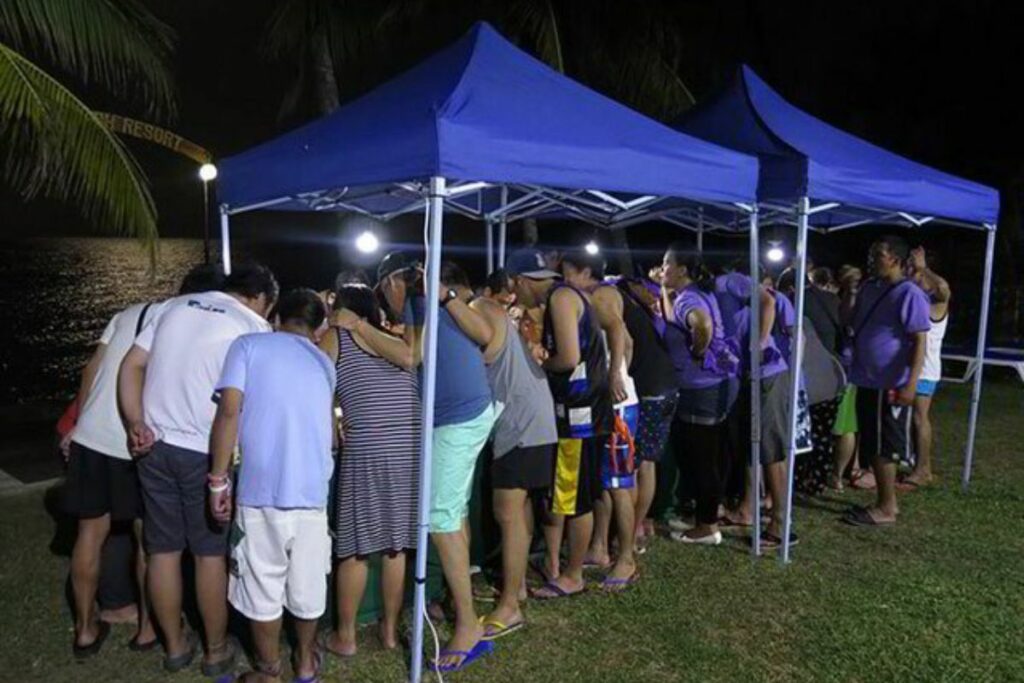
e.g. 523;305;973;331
323;630;357;658
605;556;636;582
377;621;398;650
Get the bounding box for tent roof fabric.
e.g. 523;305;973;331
218;22;758;217
675;66;999;228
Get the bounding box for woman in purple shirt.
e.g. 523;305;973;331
658;244;739;546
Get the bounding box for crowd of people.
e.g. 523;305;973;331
57;232;949;680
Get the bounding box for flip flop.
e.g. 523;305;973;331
429;639;494;674
292;646;324;683
162;633;198;673
600;570;639;593
530;580;585;601
842;506;894;527
128;634;159;652
718;515;753;528
479;615;526;640
849;470;877;490
73;621;111;660
201;638;240;678
759;531;800;548
528;558;557;583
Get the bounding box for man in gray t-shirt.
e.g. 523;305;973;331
472;269;557;638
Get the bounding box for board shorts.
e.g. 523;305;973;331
916;379;939;397
429;405;496;533
856;387;912;465
634;393;679;463
551;437;601;517
229;506;331;621
601;402;639;490
137;441;227;556
492;443;555;491
832;384;858;436
64;442;142;522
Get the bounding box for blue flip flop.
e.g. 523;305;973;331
429;639;494;674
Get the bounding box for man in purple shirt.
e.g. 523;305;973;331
844;236;930;527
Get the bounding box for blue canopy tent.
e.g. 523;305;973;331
675;65;1000;563
219;22;759;679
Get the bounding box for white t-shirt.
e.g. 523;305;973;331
137;291;271;453
920;313;948;382
73;301;167;460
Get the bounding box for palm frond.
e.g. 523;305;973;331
0;41;157;258
0;0;176;120
503;0;564;72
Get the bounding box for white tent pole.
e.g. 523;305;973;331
961;227;997;491
219;206;232;275
498;185;509;267
780;196;810;565
486;218;495;275
410;176;446;683
748;207;762;557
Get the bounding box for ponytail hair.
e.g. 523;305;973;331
665;241;715;292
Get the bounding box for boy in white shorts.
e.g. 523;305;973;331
208;289;336;682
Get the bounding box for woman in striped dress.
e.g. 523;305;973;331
318;284;421;657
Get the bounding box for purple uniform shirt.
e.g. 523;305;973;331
849;279;931;390
714;272;752;338
666;285;736;389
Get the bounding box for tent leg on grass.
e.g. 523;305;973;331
780;196;810;565
961;226;997;492
219;206;232;275
748;208;762;557
410;176;446;683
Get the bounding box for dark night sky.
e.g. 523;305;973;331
5;1;1022;248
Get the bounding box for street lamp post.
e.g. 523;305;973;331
198;163;218;265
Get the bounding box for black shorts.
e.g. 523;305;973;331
137;441;228;556
550;437;601;518
492;443;555;491
856;387;912;465
64;442;142;522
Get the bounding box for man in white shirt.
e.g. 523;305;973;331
63;264;223;659
119;262;277;675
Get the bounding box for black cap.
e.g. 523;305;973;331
377;251;420;283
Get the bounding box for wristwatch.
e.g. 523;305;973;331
441;288;458;307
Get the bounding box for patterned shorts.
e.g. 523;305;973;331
634;393;679;464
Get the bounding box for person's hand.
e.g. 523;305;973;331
909;247;926;273
127;421;155;457
895;384;916;406
609;371;629;404
59;431;74;462
208;486;233;525
528;341;548;365
334;308;362;331
648;266;665;285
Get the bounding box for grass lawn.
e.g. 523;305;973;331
2;379;1022;682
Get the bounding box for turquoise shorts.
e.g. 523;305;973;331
916;379;939;397
429;405;496;533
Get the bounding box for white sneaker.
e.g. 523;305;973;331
669;530;722;546
666;517;694;533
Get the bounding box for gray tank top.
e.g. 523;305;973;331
486;316;558;458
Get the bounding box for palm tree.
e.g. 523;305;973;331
260;1;695;274
0;0;176;254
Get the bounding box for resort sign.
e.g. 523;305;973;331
95;113;212;164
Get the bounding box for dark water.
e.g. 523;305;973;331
0;238;207;405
